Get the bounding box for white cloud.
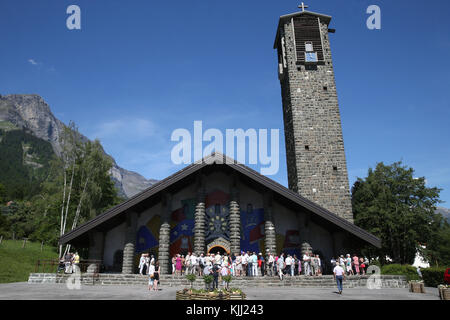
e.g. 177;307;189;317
92;118;157;140
84;117;176;179
28;59;38;65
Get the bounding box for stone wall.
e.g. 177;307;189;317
277;16;353;222
28;273;408;289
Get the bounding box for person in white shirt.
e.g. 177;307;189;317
285;255;292;276
215;252;222;266
242;252;249;276
148;261;156;291
339;255;346;270
145;255;151;275
139;254;146;275
172;255;176;274
199;253;205;276
333;263;346;294
310;253;318;276
205;253;212;267
185;252;191;274
251;252;258;277
191;253;198;275
235;254;242;276
289;255;295;276
268;253;275;277
221;257;228;268
331;257;336;268
303;252;311;276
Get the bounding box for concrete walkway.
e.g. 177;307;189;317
0;282;440;300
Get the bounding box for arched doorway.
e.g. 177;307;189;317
208;245;229;255
206;237;231;255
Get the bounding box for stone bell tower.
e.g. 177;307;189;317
274;3;353;222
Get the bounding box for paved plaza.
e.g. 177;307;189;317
0;282;440;300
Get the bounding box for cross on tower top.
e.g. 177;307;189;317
298;2;309;12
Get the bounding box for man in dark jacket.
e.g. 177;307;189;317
212;264;219;290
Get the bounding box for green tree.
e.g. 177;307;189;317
0;122;122;247
352;161;441;264
58;122;121;256
0;183;6;204
423;215;450;267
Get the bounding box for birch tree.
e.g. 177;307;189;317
58;124;119;257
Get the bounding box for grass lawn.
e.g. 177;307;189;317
0;240;58;283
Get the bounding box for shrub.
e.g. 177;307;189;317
421;267;447;288
203;275;213;283
185;274;197;288
222;275;232;289
381;264;420;281
203;275;213;290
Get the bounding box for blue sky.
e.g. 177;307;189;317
1;0;449;206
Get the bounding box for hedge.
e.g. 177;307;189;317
380;264;420;281
421;267;448;288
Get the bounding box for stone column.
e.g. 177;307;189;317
263;192;276;257
194;191;206;255
158;194;172;275
122;211;138;274
298;212;313;256
229;187;241;256
88;230;104;261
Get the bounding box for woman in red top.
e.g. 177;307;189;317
359;257;365;275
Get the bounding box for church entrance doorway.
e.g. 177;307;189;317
206;237;231;255
208;246;229;255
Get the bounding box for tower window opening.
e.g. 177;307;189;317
333;166;338;171
323;86;328;91
305;145;310;150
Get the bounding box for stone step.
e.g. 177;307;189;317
28;273;408;289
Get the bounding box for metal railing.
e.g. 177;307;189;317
35;259;103;283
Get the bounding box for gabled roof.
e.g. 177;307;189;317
274;10;332;49
60;152;381;248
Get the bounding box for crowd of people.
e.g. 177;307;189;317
166;251;370;281
138;253;161;291
60;250;369;293
330;254;370;276
57;251;80;274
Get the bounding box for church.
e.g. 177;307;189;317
59;5;381;275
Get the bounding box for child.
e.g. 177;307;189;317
221;264;229;289
148;261;155;291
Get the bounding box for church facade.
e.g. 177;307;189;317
59;6;380;275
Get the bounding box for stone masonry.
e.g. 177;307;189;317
158;194;172;274
263;192;277;263
276;12;353;222
229;202;240;255
122;211;137;274
28;273;409;289
193;191;206;255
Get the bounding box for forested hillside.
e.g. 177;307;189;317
0;123;123;256
0;128;55;200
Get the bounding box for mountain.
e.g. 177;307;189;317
0;94;156;198
436;207;450;223
0;128;54;199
